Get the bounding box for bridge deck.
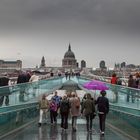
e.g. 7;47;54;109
1;117;132;140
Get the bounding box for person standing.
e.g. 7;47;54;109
135;73;140;88
116;77;122;85
96;90;109;135
128;75;137;103
111;73;118;103
17;71;28;102
65;72;68;80
128;75;136;88
69;92;80;132
60;95;70;131
26;72;31;82
29;72;39;96
111;73;117;84
38;94;49;127
0;74;10;106
81;93;95;132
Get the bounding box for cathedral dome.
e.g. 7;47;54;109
64;44;75;58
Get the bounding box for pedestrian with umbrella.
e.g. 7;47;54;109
96;90;109;135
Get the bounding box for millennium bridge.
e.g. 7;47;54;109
0;75;139;140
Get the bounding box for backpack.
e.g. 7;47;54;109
60;100;70;113
75;99;80;108
40;100;49;109
50;101;57;111
97;97;108;113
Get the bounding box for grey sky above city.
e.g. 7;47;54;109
0;0;140;68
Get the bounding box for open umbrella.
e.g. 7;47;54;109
83;80;109;100
83;80;109;90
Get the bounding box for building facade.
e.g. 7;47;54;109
0;60;22;73
99;60;106;69
81;60;86;69
62;44;77;69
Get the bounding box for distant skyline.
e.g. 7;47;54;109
0;0;140;68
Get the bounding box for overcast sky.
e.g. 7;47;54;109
0;0;140;68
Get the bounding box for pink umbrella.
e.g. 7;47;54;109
83;80;109;90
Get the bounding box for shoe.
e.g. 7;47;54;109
72;128;76;132
101;131;104;135
38;123;41;127
61;128;64;132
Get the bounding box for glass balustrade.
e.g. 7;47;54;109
0;77;63;108
0;102;38;137
0;77;63;138
107;107;140;139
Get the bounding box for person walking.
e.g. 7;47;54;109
69;92;80;132
38;94;49;127
60;95;70;132
81;93;96;132
52;91;62;111
96;90;109;135
29;71;39;96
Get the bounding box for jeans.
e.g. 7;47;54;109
98;113;106;132
39;109;48;123
72;116;77;129
85;113;93;131
50;110;57;123
61;112;69;129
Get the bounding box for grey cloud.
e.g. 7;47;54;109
0;0;140;31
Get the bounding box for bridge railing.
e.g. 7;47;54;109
0;76;63;138
0;77;63;108
81;73;128;86
0;102;39;139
